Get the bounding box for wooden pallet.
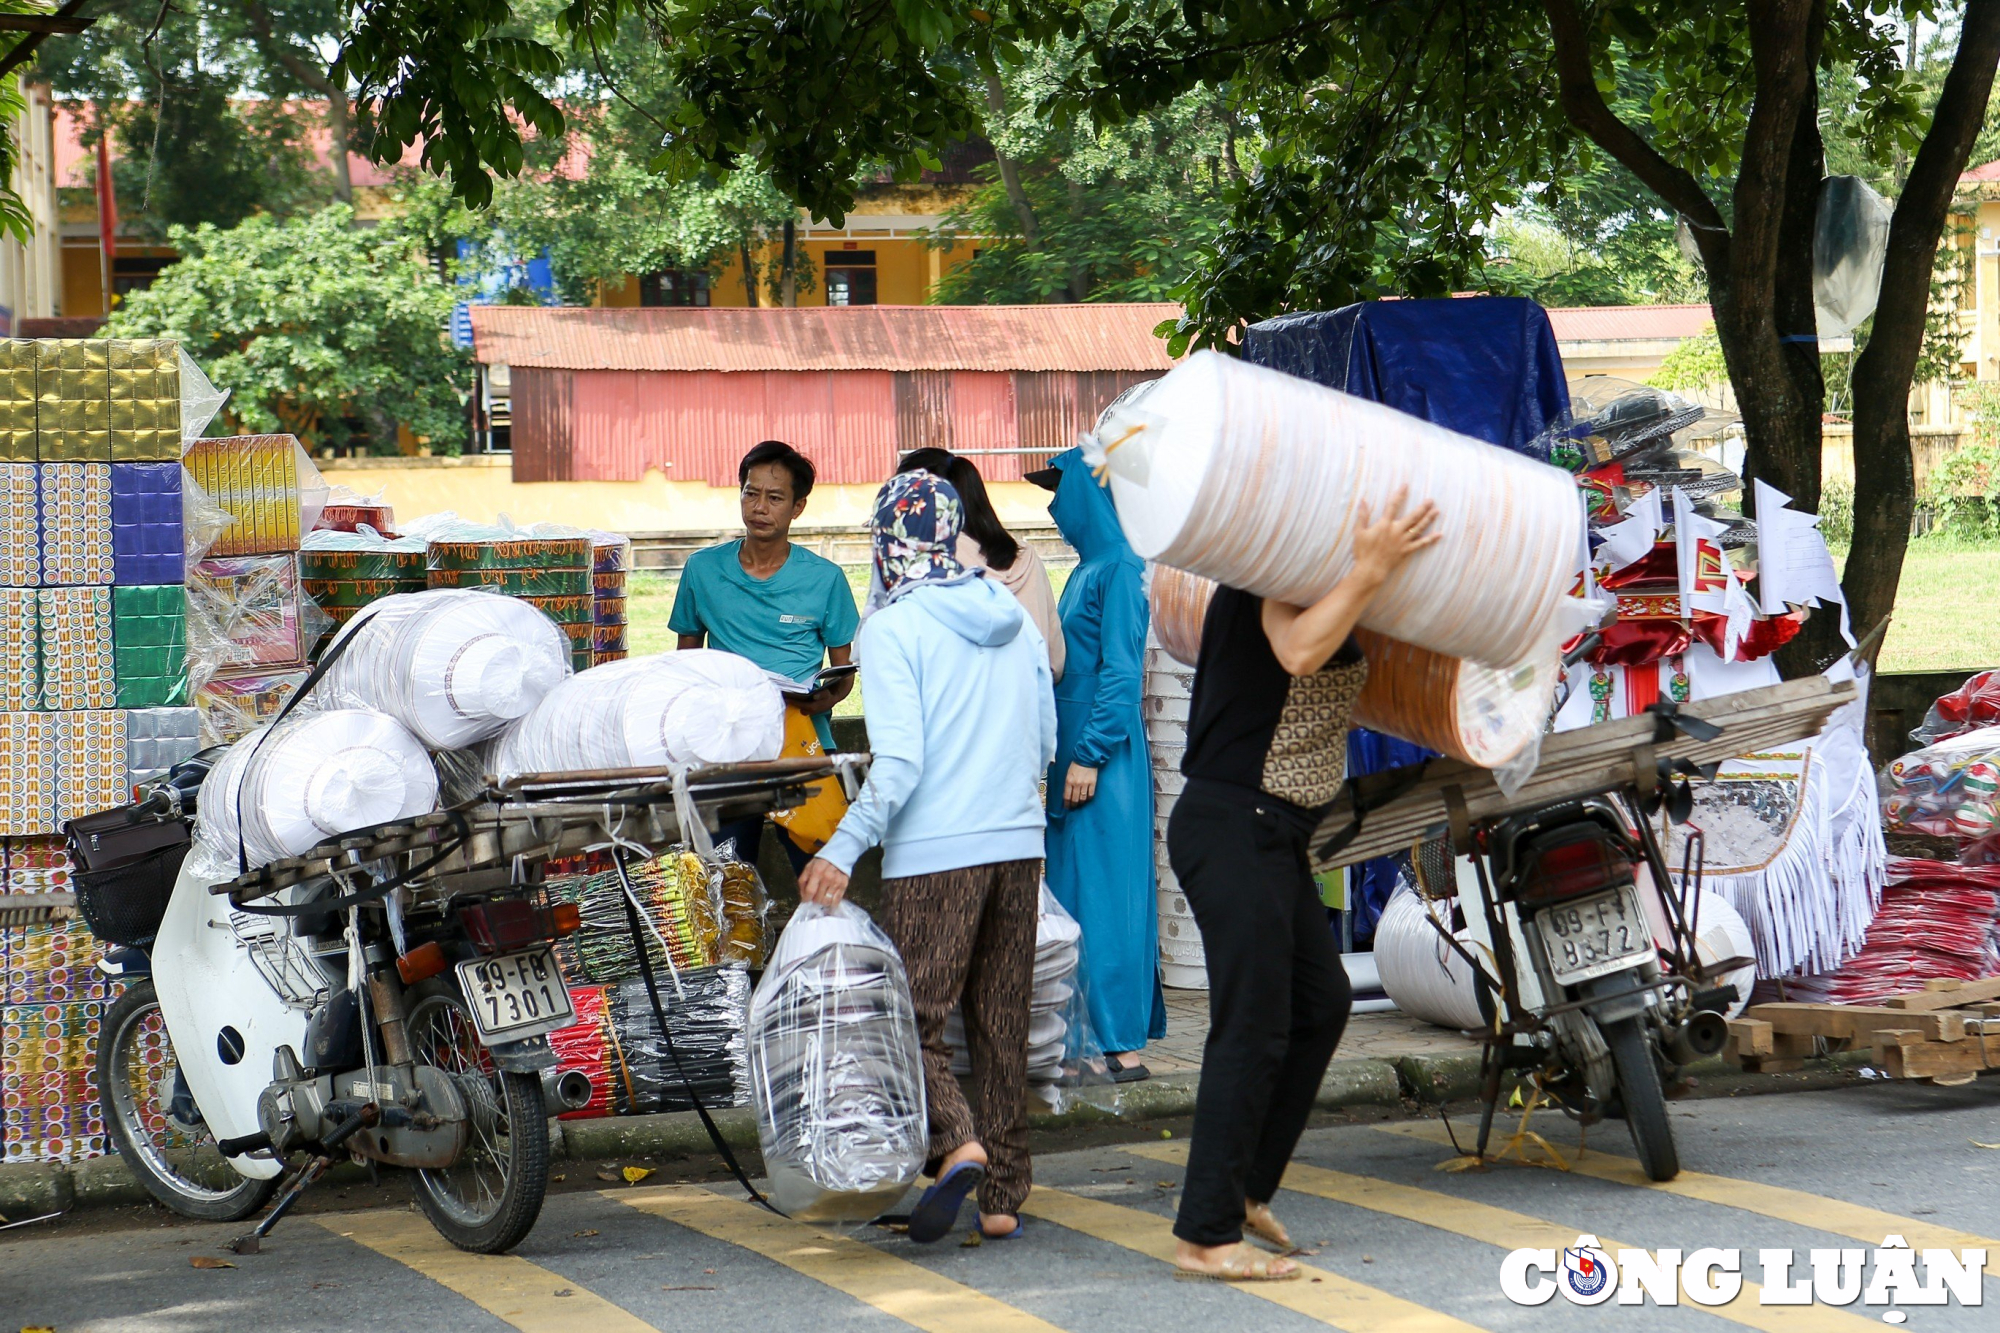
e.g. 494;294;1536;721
1726;978;2000;1085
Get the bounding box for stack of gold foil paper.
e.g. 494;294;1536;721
35;341;109;463
108;340;181;461
0;340;36;463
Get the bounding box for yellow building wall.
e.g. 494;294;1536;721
592;235;981;309
322;456;1057;534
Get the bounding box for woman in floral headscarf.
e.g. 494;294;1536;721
799;470;1058;1244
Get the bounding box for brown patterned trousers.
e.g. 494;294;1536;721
877;857;1041;1216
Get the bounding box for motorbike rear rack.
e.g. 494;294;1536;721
213;755;869;905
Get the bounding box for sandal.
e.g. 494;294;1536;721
1175;1248;1302;1283
1243;1205;1297;1256
908;1160;986;1243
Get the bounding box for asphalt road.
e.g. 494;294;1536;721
7;1080;2000;1332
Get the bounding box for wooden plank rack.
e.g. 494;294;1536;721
1724;977;2000;1086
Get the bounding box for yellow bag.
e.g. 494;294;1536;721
767;705;850;851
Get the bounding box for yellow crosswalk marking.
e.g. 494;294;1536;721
1375;1119;2000;1255
313;1209;657;1333
1127;1142;1879;1331
613;1184;1066;1333
1021;1185;1490;1332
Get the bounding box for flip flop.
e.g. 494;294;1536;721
1174;1249;1303;1283
907;1161;986;1243
979;1216;1025;1240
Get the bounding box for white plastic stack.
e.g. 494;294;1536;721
946;884;1084;1093
317;589;572;750
195;708;439;869
492;649;785;778
1145;634;1205;989
747;902;928;1223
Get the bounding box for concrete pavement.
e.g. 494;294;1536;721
7;1080;2000;1331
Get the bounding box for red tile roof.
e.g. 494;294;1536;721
1962;159;2000;182
468;304;1185;373
1545;303;1714;342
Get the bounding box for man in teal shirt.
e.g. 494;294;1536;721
671;440;859;869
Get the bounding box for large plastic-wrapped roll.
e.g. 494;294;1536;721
492;649;784;777
317;589;572;750
1093;351;1582;668
748;902;926;1222
1687;890;1756;1021
196;708;438;868
1374;888;1485;1031
1147;563;1553;769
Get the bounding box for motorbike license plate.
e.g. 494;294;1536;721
456;948;574;1042
1536;888;1652;988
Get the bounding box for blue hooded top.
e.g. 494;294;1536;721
1044;447;1165;1049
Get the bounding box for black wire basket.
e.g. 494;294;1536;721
66;806;193;948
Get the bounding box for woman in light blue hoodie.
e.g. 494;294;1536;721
798;470;1057;1245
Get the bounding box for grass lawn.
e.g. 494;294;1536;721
626;539;1998;686
1854;539;2000;673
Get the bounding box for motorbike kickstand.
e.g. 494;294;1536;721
227;1104;379;1255
1473;1044;1502;1160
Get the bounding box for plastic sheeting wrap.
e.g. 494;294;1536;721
1815;176;1892;338
1091;351;1583;669
1881;725;2000;843
1374;888;1486;1031
748;902;927;1222
1687;890;1757;1021
181;434;328;556
1145;563;1553;770
317;588;572;750
194;708;438;868
492;649;784;778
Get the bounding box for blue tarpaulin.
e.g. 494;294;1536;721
1242;297;1571;945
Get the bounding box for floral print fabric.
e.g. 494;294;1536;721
871;470;974;599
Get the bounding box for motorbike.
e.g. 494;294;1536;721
76;749;863;1254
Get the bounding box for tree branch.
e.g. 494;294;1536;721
241;0;353;202
1540;0;1728;269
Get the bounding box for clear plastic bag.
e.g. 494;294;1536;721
713;838;770;968
545;848;722;981
194;707;439;868
491;649;784;778
1563;378;1706;469
1911;671;2000;748
1880;724;2000;843
315;588;572;750
177;347;228;444
1815;175;1892;338
945;881;1119;1114
192;667;310;746
180;474;235;566
748;901;927;1222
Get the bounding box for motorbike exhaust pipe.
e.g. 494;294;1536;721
1664;1010;1733;1064
542;1068;593;1112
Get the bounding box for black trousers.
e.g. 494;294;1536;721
1167;781;1352;1247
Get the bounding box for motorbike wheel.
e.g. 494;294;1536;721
1602;1016;1680;1182
405;984;549;1254
99;979;279;1222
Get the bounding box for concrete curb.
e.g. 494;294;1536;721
0;1048;1885;1220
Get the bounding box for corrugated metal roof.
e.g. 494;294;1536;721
469;304;1183;373
1545;303;1714;343
1964;159;2000;182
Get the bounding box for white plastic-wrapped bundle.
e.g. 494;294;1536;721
947;883;1092;1088
493;649;784;777
1374;888;1486;1031
748;902;927;1222
1686;890;1757;1021
318;589;572;750
1091;351;1583;668
196;708;438;868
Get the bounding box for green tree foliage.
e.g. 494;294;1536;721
102;205;470;454
36;1;334;238
927;46;1238;304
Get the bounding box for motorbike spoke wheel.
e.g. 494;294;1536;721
406;987;548;1253
99;979;278;1222
1602;1015;1680;1182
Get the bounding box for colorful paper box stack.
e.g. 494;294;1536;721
181;433;325;744
300;535;427;659
0;340;184;1166
591;534;630;667
427;534;594;671
0;340;186;840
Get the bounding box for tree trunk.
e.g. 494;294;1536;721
242;0;352;203
1065;177;1091;301
739;237;760;307
983;73;1048;256
780;219;797;307
1846;7;2000;665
